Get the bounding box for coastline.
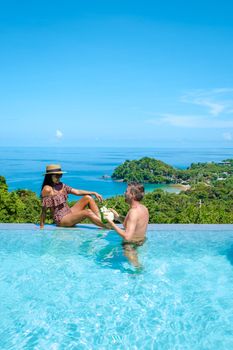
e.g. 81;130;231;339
169;184;191;191
1;147;232;198
112;180;191;194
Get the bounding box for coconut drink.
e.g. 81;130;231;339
100;206;114;224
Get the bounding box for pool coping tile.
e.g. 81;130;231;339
0;223;232;231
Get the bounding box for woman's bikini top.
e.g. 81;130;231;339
42;184;73;209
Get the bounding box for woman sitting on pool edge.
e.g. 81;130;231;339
40;164;107;229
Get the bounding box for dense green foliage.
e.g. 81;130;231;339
104;177;233;224
0;167;232;224
112;157;176;183
112;157;233;185
0;177;50;223
177;159;233;184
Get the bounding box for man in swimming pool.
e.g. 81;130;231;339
106;182;149;267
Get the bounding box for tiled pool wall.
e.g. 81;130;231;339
0;223;232;231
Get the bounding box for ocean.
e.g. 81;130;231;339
0;147;232;198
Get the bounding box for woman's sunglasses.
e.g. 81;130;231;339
53;174;62;178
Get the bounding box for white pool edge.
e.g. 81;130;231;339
0;223;232;231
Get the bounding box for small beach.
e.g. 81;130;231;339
169;183;191;192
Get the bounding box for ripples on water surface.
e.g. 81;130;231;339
0;228;233;349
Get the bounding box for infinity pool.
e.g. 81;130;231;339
0;226;233;349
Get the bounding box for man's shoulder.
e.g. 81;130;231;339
128;207;138;215
128;205;147;217
138;203;149;212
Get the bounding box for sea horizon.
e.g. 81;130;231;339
0;146;232;198
1;145;233;149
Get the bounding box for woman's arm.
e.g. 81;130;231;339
40;186;53;228
70;188;103;201
40;207;47;229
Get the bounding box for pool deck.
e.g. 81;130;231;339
0;223;232;231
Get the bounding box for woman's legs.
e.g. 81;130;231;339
59;195;107;227
59;208;106;228
71;195;101;218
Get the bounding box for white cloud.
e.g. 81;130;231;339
197;100;225;116
181;88;233;116
223;132;232;141
211;88;233;94
147;114;233;128
146;88;233;131
147;114;198;127
56;129;63;139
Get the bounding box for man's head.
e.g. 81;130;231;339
125;182;145;204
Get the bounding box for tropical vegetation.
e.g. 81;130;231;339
0;160;232;223
112;157;233;185
103;177;233;224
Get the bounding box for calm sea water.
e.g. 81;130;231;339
0;147;232;198
0;227;233;349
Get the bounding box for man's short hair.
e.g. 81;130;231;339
128;182;145;201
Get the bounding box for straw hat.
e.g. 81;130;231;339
43;164;67;175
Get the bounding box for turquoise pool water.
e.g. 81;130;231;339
0;227;233;349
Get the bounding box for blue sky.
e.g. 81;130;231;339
0;0;233;147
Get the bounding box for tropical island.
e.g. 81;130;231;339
0;158;232;224
111;157;233;186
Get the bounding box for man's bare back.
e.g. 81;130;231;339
123;203;149;243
